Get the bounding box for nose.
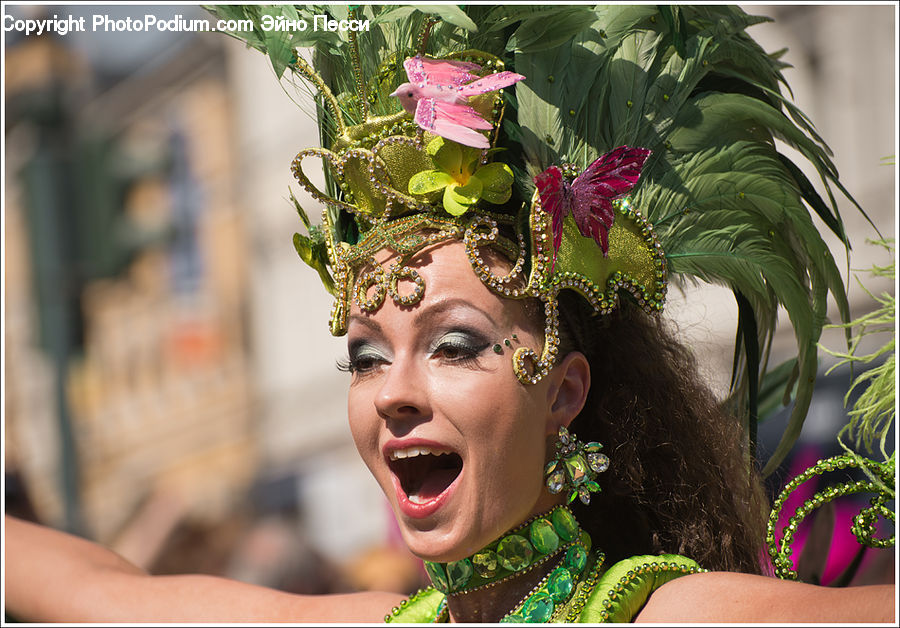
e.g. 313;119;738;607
373;351;429;421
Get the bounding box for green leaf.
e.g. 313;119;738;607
448;178;483;205
289;188;312;229
414;5;478;31
408;170;454;195
371;6;417;24
472;162;514;204
442;186;473;216
428;137;463;176
293;232;336;295
259;6;297;79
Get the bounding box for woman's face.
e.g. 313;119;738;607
345;240;568;562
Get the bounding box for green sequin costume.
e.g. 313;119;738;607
386;552;703;623
204;7;893;615
383;505;705;623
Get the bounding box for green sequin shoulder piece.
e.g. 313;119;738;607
386;587;446;623
385;552;703;623
566;553;704;622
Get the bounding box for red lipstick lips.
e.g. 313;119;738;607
384;439;463;519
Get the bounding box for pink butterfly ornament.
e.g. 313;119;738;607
534;146;652;269
391;55;525;149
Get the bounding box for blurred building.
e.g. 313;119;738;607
2;3;895;595
4;8;256;551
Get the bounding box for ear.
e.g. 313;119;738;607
544;351;590;436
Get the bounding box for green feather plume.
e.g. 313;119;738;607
489;5;862;474
823;239;896;470
206;5;871;476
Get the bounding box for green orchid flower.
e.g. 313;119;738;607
408;137;514;216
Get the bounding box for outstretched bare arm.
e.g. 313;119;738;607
4;515;405;623
636;570;895;623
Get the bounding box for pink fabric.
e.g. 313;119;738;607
405;55;481;87
774;445;877;585
396;55;525;148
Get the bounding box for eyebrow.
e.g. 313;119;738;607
347;297;496;334
411;297;495;329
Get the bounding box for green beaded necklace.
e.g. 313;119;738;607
418;505;592;623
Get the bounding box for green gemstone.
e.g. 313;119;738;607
496;534;534;571
551;508;579;541
579;530;592;552
565;544;587;572
522;591;554;622
472;550;500;577
500;613;526;623
547;567;574;602
446;558;474;591
529;519;560;554
424;561;449;592
564;454;589;485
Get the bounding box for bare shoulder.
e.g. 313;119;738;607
635;571;896;623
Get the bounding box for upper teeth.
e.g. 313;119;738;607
389;446;451;461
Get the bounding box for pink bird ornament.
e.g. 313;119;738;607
390;55;525;149
534;146;652;268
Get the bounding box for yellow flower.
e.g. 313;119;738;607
408;137;514;216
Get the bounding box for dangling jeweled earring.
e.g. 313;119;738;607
544;426;609;504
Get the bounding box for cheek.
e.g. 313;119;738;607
447;373;548;466
347;384;381;470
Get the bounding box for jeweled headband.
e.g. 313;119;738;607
210;5;859;472
288;48;665;385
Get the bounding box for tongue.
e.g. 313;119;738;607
408;468;458;503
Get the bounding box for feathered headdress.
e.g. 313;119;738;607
206;4;869;476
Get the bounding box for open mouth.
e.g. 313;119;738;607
388;447;463;504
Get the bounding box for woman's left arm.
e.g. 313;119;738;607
635;571;895;623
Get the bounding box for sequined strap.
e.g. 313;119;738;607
568;553;705;622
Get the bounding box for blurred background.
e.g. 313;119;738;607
3;3;896;598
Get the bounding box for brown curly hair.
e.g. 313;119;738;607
556;290;769;574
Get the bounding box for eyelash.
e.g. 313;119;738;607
336;332;490;375
431;335;488;367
